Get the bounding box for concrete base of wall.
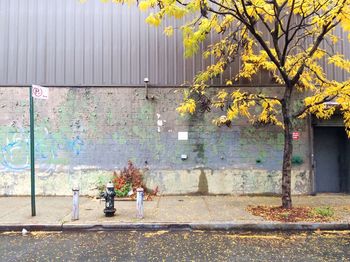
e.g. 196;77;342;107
145;169;311;195
0;168;311;196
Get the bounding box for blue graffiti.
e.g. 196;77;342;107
66;136;84;156
2;138;30;171
0;128;85;173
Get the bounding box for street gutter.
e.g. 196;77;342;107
0;222;349;232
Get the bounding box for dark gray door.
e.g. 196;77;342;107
314;127;342;192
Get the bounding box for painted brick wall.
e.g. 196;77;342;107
0;87;311;195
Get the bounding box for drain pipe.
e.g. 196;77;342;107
309;115;316;195
144;77;154;100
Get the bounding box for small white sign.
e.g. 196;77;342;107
32;85;49;100
178;132;188;141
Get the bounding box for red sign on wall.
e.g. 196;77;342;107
292;132;300;140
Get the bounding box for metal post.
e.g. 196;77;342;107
136;188;144;219
72;185;79;220
29;86;36;216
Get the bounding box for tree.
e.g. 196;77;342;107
107;0;350;208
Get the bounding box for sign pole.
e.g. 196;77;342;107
30;86;36;216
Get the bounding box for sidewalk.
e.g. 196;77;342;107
0;195;350;231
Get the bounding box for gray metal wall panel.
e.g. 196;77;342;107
47;0;56;84
121;6;130;84
131;6;141;84
83;1;94;85
158;22;165;84
111;4;121;84
0;0;349;86
36;0;47;84
139;10;149;84
75;1;84;85
166;18;175;85
7;0;19;84
93;1;103;84
65;0;74;84
17;0;29;84
26;0;37;84
102;4;112;84
0;0;9;83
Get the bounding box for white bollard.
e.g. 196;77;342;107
136;188;144;219
72;185;79;220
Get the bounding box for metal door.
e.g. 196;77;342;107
314;127;341;192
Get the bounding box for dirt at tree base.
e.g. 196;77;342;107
246;205;337;222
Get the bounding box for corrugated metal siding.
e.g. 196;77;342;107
0;0;349;86
0;0;191;86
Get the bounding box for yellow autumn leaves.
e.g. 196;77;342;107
302;82;350;135
211;90;282;127
93;0;350;133
176;90;195;116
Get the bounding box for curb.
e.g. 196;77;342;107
0;224;62;232
1;222;349;232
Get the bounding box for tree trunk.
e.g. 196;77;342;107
281;101;293;209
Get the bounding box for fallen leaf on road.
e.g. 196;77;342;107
226;235;284;240
1;231;19;235
144;230;168;238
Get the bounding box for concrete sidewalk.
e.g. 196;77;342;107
0;195;350;231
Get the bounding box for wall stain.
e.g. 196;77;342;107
198;169;208;194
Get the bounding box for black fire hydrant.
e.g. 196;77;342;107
101;181;116;217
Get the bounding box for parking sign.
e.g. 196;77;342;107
32;85;49;100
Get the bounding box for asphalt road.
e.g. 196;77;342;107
0;230;349;261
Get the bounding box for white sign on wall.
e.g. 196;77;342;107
178;132;188;140
32;85;49;100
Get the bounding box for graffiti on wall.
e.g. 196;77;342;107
0;88;301;172
0;126;84;176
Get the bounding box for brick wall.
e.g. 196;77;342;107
0;87;311;195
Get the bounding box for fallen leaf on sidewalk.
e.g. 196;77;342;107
246;205;338;222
